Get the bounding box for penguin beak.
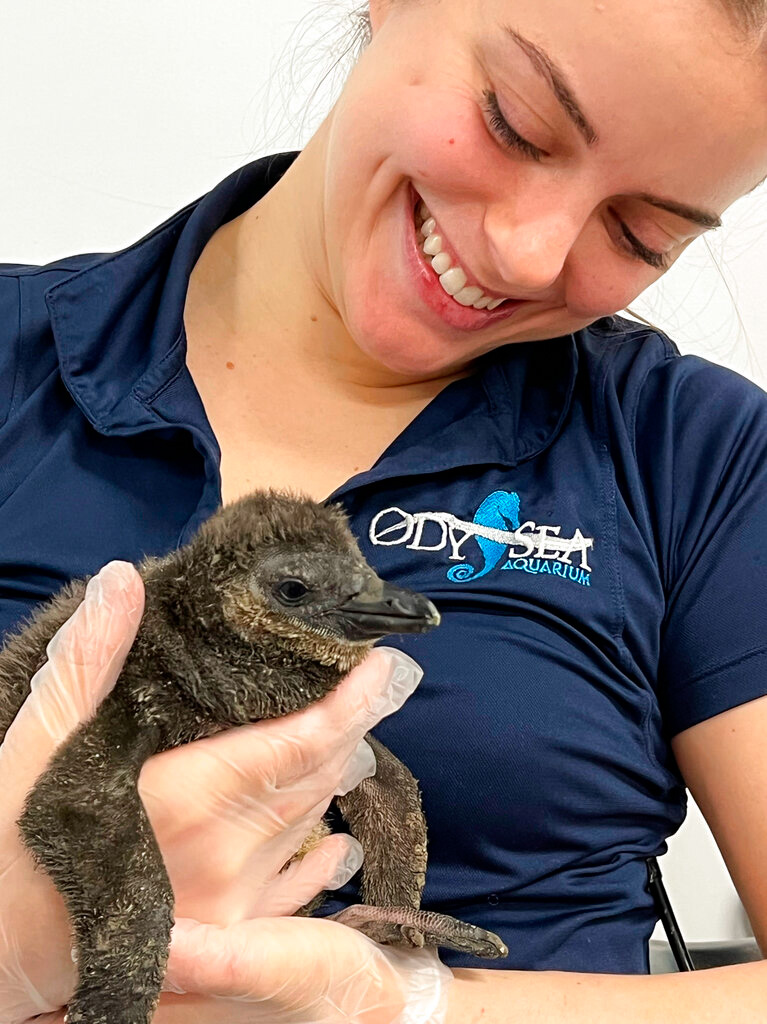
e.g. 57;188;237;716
333;581;441;641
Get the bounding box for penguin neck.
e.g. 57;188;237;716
268;627;374;676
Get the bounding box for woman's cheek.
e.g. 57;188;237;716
563;239;661;321
400;85;504;205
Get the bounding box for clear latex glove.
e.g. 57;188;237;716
0;561;145;1023
157;916;454;1024
26;921;452;1024
2;561;426;1023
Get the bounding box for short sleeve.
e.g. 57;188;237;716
634;352;767;737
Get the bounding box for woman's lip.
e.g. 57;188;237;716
405;183;526;332
408;183;514;303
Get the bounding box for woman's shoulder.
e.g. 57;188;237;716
579;313;767;442
580;315;767;597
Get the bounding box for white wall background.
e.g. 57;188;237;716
2;0;764;946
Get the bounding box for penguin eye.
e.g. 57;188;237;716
275;578;310;605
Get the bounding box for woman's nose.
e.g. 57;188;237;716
485;204;585;298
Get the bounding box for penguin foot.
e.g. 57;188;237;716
328;903;508;960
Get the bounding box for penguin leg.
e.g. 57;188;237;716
335;734;426;910
333;735;507;960
290;819;333;917
17;699;172;1024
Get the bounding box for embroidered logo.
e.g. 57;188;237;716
369;490;594;586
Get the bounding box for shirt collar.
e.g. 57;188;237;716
45;150;579;468
46;151;301;433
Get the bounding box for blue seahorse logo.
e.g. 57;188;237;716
446;490;521;583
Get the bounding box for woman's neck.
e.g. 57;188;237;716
186;132;473;403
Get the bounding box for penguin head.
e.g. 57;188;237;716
173;489;440;666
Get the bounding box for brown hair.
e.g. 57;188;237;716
715;0;767;34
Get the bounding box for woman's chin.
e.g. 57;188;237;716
359;343;474;382
348;321;483;380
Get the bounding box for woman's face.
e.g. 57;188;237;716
317;0;767;376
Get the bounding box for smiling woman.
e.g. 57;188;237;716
308;1;765;316
3;3;767;1024
187;0;767;389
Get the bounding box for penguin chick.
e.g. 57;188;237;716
0;488;507;1024
0;489;438;744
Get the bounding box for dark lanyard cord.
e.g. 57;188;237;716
645;857;695;971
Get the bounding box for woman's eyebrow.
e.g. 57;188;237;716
501;24;599;147
500;24;723;230
632;193;722;229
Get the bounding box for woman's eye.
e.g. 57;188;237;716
482;89;546;162
608;208;671;271
275;578;310;605
482;90;672;272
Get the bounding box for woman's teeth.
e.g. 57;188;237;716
415;200;511;310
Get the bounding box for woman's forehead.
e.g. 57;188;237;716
472;0;767;207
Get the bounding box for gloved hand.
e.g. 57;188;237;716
31;917;453;1024
2;560;426;1023
156;916;454;1024
0;561;145;1022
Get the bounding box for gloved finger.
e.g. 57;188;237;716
209;735;375;834
255;834;364;917
148;732;376;871
268;647;424;772
334;737;377;796
163;917;451;1023
162;916;405;1003
168;806;363;927
162;646;422;800
0;561;144;818
236;738;376;865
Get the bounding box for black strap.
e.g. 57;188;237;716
645;856;695;971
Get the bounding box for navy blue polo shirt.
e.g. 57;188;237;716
2;151;767;975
